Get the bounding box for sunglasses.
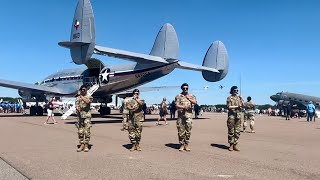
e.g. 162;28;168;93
182;87;188;90
233;89;238;92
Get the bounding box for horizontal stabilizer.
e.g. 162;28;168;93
94;46;168;64
176;61;219;73
0;79;64;95
58;41;90;48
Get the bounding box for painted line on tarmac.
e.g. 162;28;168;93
0;156;31;180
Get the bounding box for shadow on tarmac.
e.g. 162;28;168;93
0;114;28;118
76;144;93;150
165;143;180;150
122;144;133;150
210;143;229;150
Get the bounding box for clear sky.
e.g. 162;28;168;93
1;0;320;105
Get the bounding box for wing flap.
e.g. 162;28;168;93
94;45;168;64
0;79;63;94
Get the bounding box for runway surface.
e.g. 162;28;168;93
0;111;319;180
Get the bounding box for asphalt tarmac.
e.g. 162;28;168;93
0;111;319;180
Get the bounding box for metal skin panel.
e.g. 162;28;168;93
202;41;229;82
94;46;168;64
150;23;179;60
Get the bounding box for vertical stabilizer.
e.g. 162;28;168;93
202;41;229;82
59;0;96;65
150;23;179;60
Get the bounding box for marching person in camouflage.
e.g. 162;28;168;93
75;85;93;152
120;96;131;131
126;89;145;151
175;83;197;152
226;86;243;151
243;96;255;133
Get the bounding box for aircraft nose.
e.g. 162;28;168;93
270;95;278;101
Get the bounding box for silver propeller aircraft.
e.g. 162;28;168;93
270;92;320;117
0;0;229;116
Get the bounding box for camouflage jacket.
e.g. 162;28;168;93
75;94;93;118
126;97;145;122
122;97;131;114
227;95;243;114
244;101;255;113
175;93;196;118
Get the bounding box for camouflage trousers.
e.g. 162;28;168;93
227;113;241;145
243;112;255;131
176;116;192;145
77;117;92;144
128;119;143;144
122;114;129;129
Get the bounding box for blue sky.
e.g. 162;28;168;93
1;0;320;105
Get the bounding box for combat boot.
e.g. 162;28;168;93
184;144;191;152
83;144;89;152
130;144;137;151
179;144;184;152
228;144;234;151
136;144;142;151
233;144;240;151
77;144;84;152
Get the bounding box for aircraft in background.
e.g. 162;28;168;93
0;0;229;116
270;92;320;116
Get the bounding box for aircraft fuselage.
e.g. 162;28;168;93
35;62;177;98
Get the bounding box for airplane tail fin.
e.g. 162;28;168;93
58;0;96;65
149;23;179;61
202;41;229;82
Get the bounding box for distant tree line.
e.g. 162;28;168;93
201;104;276;110
0;97;22;103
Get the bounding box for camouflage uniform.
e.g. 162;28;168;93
122;97;130;130
243;101;255;132
227;95;243;145
127;97;145;145
75;94;93;145
175;93;196;145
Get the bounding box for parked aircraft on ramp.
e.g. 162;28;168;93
270;92;320;117
0;0;229;116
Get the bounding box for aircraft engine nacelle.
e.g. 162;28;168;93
18;89;46;102
202;41;229;82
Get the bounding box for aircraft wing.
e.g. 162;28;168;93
114;86;179;98
176;61;220;73
94;46;169;64
0;79;63;94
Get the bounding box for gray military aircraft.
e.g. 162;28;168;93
0;0;229;116
270;92;320;116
